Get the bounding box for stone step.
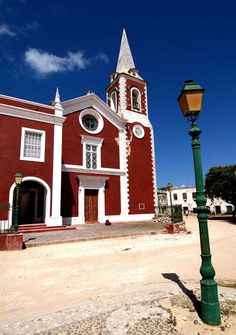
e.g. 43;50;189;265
19;223;46;229
18;224;76;234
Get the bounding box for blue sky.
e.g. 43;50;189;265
1;0;235;187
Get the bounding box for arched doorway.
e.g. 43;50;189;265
13;180;46;224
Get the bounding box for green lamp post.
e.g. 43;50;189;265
178;80;221;325
166;182;174;221
13;172;23;234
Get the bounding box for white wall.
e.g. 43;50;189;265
166;187;234;214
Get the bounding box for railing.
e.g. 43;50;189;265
0;203;13;234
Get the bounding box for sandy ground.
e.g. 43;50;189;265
0;215;236;334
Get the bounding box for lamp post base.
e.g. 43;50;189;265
201;279;221;325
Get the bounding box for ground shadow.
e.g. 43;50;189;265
208;215;236;224
162;272;201;318
22;237;37;249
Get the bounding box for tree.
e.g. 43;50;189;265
205;165;236;217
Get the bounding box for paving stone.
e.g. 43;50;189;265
23;221;168;248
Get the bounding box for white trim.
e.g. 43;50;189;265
81;135;104;145
77;175;109;224
0;103;65;125
144;85;149;116
106;213;154;222
62;93;126;129
8;176;51;227
122;110;151;127
118;76;127;117
150;125;158;215
51;123;63;225
119;129;129;215
79;108;104;134
0;94;55;110
20;127;46;162
131;87;142;112
110;90;118;112
62;164;125;176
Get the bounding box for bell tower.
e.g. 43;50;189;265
106;29;158;218
106;29;148;120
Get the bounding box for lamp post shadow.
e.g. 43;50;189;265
162;272;201;318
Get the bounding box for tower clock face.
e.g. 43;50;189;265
133;125;145;139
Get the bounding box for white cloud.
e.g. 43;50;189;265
0;24;16;37
24;48;109;77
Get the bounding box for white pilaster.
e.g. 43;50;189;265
98;187;106;222
49;88;64;226
119;129;129;216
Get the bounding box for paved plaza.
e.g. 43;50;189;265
23;220;167;247
0;216;236;334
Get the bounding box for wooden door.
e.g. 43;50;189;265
85;189;98;223
20;190;36;224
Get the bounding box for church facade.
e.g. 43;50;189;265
0;30;157;227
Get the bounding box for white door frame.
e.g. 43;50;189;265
78;175;109;224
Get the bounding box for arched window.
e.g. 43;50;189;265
110;91;117;111
131;88;141;112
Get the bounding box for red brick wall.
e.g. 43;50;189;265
0;97;55;114
61;172;79;217
127;124;154;214
61;172;121;217
62;109;120;169
105;175;120;215
0;115;54;219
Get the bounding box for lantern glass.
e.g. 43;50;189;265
178;80;205;120
166;183;173;192
185;91;204;113
14;172;23;185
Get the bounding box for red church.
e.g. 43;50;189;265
0;30;157;228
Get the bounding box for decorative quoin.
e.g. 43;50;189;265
0;29;157;227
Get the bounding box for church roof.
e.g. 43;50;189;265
116;29;142;79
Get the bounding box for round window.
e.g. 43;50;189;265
133;124;145;139
82;115;98;131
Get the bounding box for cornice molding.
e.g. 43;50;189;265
0;103;65;125
0;94;55;110
62;164;125;176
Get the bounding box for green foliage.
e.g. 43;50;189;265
205;165;236;214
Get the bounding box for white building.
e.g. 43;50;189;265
166;186;234;215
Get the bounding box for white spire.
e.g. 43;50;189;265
54;87;63;117
55;87;61;104
116;29;142;79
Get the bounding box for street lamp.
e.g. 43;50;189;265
13;172;23;233
166;182;174;221
178;79;221;325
